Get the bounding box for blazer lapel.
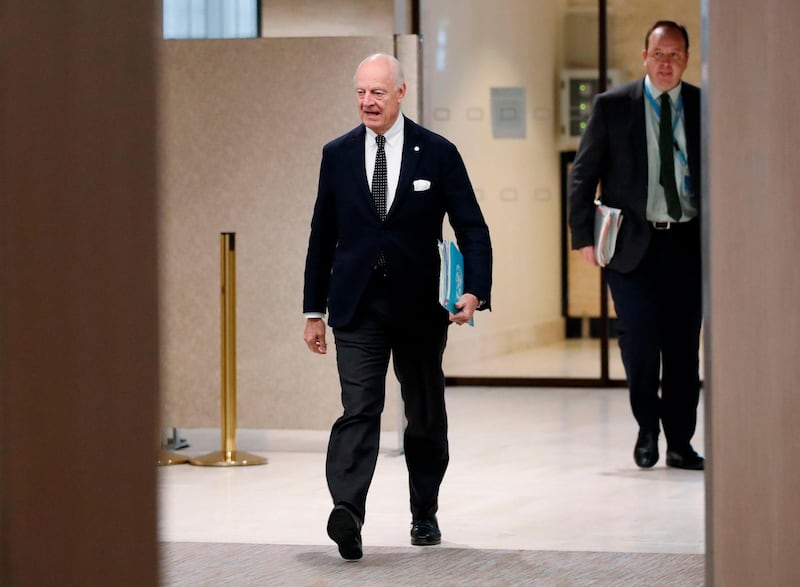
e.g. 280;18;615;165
346;125;377;214
631;80;648;183
388;116;422;219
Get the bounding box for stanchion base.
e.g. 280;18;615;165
158;450;190;466
189;450;268;467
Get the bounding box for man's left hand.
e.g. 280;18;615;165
450;293;479;326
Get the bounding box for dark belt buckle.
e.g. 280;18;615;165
652;221;672;230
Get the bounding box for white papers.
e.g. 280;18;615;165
593;200;623;267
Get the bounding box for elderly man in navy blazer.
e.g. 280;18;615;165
303;53;492;560
569;21;704;472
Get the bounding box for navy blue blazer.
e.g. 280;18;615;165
303;116;492;329
568;78;701;273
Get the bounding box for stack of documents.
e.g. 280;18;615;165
438;239;473;326
593;200;623;267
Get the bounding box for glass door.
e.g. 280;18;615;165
418;0;702;386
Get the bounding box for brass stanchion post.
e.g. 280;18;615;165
190;233;267;467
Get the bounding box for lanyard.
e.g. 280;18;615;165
644;84;687;167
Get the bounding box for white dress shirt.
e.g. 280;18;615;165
365;114;404;212
643;75;698;222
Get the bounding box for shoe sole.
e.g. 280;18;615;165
411;536;441;546
327;508;362;560
635;457;658;468
666;460;704;470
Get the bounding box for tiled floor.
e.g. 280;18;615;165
444;339;628;379
443;338;704;380
159;386;706;556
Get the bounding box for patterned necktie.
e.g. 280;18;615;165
372;135;387;268
372;135;387;221
659;93;682;221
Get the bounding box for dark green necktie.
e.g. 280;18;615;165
659;92;682;221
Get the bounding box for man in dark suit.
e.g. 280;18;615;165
303;53;492;560
569;21;704;471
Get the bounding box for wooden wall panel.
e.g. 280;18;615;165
0;2;159;584
705;1;800;584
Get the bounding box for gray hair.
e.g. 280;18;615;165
354;53;405;90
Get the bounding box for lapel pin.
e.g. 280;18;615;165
414;145;420;152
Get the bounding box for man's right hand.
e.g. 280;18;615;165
579;245;599;267
304;318;328;354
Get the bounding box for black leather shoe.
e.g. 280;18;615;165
666;447;705;470
327;505;363;560
634;431;659;468
410;518;441;546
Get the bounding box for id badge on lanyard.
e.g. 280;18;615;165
645;85;691;197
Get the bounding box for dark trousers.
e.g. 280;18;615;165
328;272;450;523
606;220;702;450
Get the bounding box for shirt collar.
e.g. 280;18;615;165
645;75;682;104
365;114;404;146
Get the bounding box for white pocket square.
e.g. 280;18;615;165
413;179;431;191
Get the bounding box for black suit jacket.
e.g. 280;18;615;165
303;116;492;329
568;78;701;273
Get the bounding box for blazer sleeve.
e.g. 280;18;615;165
568;95;608;250
302;147;337;314
441;144;493;307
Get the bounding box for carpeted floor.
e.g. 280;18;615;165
161;542;704;586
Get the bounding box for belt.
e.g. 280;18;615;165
651;219;696;230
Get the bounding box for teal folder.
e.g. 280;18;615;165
438;239;474;326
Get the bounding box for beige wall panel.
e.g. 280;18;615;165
395;34;421;121
159;37;414;430
0;2;159;584
421;0;565;370
261;0;394;37
706;1;800;584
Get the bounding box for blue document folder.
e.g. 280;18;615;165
438;239;474;326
